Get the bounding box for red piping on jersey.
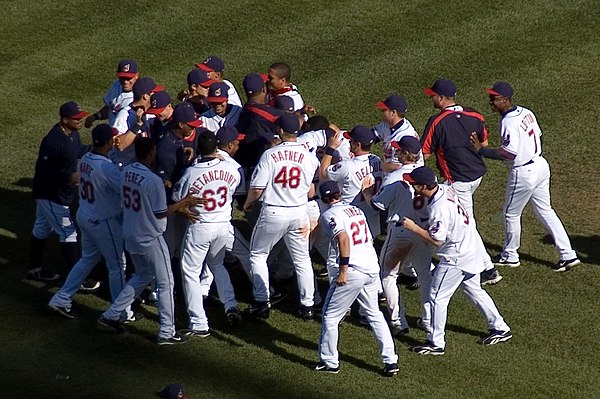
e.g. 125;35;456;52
436;146;453;181
421;110;453;154
245;104;279;123
267;86;295;106
183;129;197;142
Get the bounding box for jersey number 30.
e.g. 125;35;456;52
274;166;301;188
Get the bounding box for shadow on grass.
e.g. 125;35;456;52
542;234;600;265
482;240;555;268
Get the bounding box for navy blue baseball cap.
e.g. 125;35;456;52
404;166;437;186
391;136;421;153
197;56;225;72
146;91;172;115
92;124;118;146
486;81;514;98
116;59;138;78
217;126;246;145
133;77;164;100
343;125;376;145
243;72;267;95
207;82;229;103
276;113;301;134
172;102;202;127
187;69;216;88
377;95;408;113
319;180;340;199
275;96;295;112
424;79;457;97
160;383;188;399
60;101;89;119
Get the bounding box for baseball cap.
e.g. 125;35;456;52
403;166;437;186
59;101;89;119
424;79;457;97
274;96;295;112
319;180;341;199
216;126;245;145
159;384;188;399
207;82;229;103
243;72;267;95
196;56;225;72
376;95;408;113
187;69;215;88
92;124;118;146
343;125;376;145
485;81;514;98
276;113;301;134
172;102;202;127
391;136;421;154
132;77;164;100
146;91;172;115
116;59;138;78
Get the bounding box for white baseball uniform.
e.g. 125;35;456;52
110;107;156;168
223;79;242;108
376;119;424;174
496;106;577;262
103;80;134;126
102;162;177;340
297;129;353;161
318;201;398;369
172;157;241;331
200;105;242;133
249;141;319;306
426;185;510;349
371;163;432;331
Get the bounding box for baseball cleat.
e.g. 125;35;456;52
383;363;399;377
416;318;431;333
412;341;445;356
481;330;512;346
298;305;314;322
48;303;78;319
314;361;340;374
97;316;125;334
123;312;144;324
27;267;60;282
79;278;101;293
491;254;521;268
225;307;243;326
552;258;581;272
182;329;210;338
269;290;288;307
248;301;270;320
391;324;409;337
480;268;503;286
157;332;188;345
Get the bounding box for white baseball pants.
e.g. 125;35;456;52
32;199;77;242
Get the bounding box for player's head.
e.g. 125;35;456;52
377;95;408;125
91;124;117;150
274;95;295;113
207;82;229;115
116;59;139;92
275;113;301;140
301;115;329;132
196;56;225;81
59;101;89;132
187;69;215;97
216;126;245;156
159;383;187;399
424;79;457;109
132;77;164;109
344;125;376;154
243;73;268;102
268;62;291;91
319;180;342;204
404;166;438;195
146;91;173;121
198;130;218;157
391;136;421;163
486;81;513;113
134;136;156;163
172;102;202;137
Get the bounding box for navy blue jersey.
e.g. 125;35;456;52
156;130;189;201
236;102;282;169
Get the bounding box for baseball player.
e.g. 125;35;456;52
97;137;201;344
316;181;399;376
266;62;305;112
28;101;91;282
181;68;216;115
173;131;243;334
319;125;383;237
243;113;319;320
362;136;432;335
472;81;580;272
146;91;174;142
421;78;502;286
196;56;242;107
200;82;242;133
48;124;131;320
401;166;512;355
85;59;139;128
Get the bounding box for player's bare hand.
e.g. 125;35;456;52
470;132;482;151
336;270;348;286
163;179;173;189
362;175;375;191
70;172;80;185
135;107;145;123
303;104;317;114
243;201;254;213
184;147;195;162
327;130;342;149
401;216;416;231
179;206;200;223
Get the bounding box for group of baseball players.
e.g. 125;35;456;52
31;56;580;376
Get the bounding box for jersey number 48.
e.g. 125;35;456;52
274;166;301;188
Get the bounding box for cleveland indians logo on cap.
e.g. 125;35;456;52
123;64;130;72
204;57;212;65
215;88;222;96
152;99;157;107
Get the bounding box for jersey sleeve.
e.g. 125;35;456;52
371;184;395;211
150;177;168;214
499;120;519;157
249;153;271;189
112;109;130;134
171;169;191;203
326;160;349;182
320;211;345;240
420;115;439;155
233;166;246;195
428;205;449;243
104;162;123;194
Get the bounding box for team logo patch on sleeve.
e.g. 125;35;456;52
328;217;337;230
332;163;342;171
502;134;510;146
429;221;441;235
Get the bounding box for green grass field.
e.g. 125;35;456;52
1;1;600;398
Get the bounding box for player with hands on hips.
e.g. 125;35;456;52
472;81;580;272
401;166;512;355
315;181;399;377
243;113;319;321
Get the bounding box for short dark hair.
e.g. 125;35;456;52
198;130;218;157
322;191;341;204
134;137;155;160
358;142;372;152
270;62;291;80
302;115;329;131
